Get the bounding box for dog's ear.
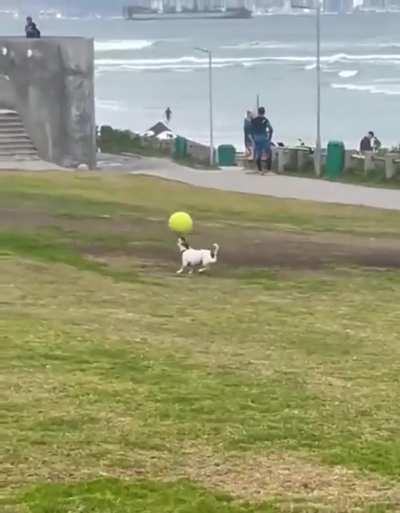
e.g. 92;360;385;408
179;237;189;248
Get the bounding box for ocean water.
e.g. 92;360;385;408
2;13;400;149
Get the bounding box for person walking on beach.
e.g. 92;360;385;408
251;106;273;174
25;16;41;39
244;110;253;158
165;107;172;124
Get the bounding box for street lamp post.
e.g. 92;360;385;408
195;47;214;167
291;0;322;176
315;0;321;177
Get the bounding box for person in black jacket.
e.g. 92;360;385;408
251;106;273;173
25;17;41;39
359;131;374;153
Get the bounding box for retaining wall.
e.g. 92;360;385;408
0;37;96;168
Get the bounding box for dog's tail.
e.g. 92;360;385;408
210;243;220;260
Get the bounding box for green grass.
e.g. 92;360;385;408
1;172;400;512
98;126;172;159
1;172;400;236
7;480;279;513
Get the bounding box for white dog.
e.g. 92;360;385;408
176;237;220;274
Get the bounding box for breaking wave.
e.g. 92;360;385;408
357;42;400;49
331;82;400;96
222;40;295;50
338;70;359;78
95;52;400;72
95;39;155;52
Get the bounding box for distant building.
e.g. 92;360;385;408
143;122;175;140
323;0;353;13
361;0;385;9
254;0;286;11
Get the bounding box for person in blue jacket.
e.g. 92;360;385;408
251;106;273;173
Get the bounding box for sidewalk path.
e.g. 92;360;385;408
126;159;400;210
4;154;400;211
101;154;400;211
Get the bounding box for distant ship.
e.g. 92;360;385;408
123;0;252;19
39;9;63;19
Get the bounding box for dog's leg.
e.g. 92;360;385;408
198;266;208;274
177;263;191;275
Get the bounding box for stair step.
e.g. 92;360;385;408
0;155;40;161
0;141;36;149
0;136;32;143
0;110;38;158
0;143;36;150
0;124;25;132
0;114;21;121
0;123;25;130
0;149;38;156
0;146;37;155
0;119;24;123
0;134;31;141
0;114;20;120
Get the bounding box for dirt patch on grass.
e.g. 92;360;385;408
90;229;400;271
181;448;400;512
211;230;400;269
0;446;172;492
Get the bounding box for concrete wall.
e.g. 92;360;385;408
0;37;96;168
186;139;210;164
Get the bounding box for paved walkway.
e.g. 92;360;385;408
5;153;400;212
106;155;400;211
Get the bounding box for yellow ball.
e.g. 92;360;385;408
168;211;193;234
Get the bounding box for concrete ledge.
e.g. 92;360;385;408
0;37;96;169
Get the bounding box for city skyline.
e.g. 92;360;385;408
2;0;400;14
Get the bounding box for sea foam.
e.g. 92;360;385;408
95;39;154;52
331;82;400;96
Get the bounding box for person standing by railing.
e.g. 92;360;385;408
251;106;273;174
25;17;41;39
244;110;253;158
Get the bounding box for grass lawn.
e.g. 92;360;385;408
1;172;400;512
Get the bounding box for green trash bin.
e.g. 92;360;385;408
218;145;236;166
174;136;187;159
325;140;345;180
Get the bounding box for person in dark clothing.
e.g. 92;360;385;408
251;106;273;173
25;17;41;39
360;131;374;153
244;110;253;157
372;134;381;152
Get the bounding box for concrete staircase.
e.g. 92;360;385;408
0;110;39;160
